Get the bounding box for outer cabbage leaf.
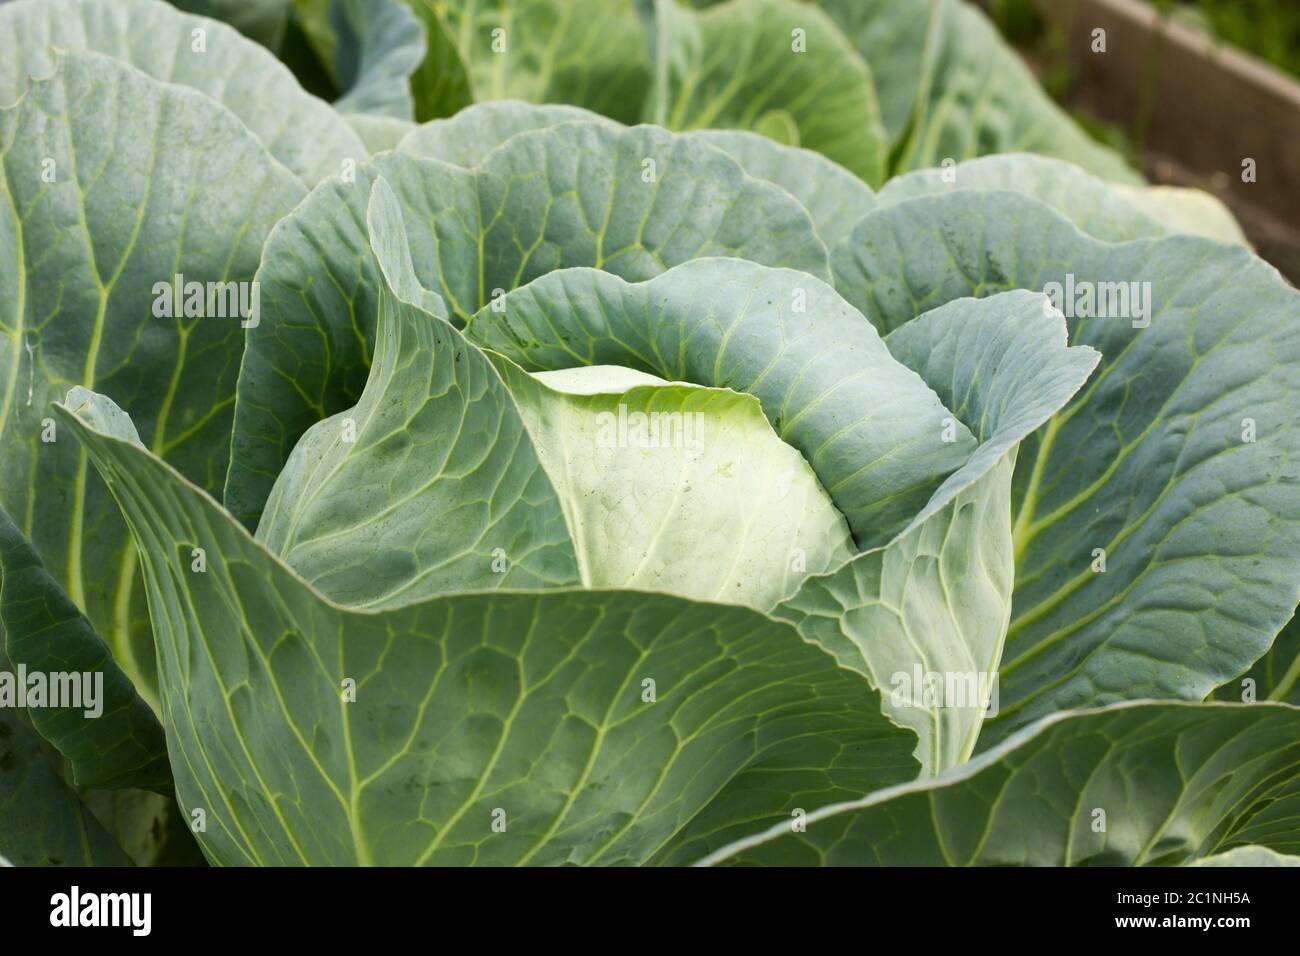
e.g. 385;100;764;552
170;0;293;51
402;0;474;119
701;701;1300;866
328;0;425;118
0;52;305;703
640;0;888;186
290;0;427;119
1109;184;1249;245
345;113;416;153
434;0;650;125
811;0;933;145
876;154;1167;243
0;626;134;868
398;100;616;165
399;104;874;250
682;130;876;248
226;121;830;530
0;0;363;186
1215;615;1300;705
831;190;1300;741
0;506;170;791
0;709;134;866
877;155;1246;247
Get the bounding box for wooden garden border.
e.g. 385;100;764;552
998;0;1300;280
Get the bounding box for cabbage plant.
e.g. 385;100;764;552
2;0;1300;868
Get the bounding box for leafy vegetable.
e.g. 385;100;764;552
2;0;1298;870
51;170;1097;863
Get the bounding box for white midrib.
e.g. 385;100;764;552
0;183;26;471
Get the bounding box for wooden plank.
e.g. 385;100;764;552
981;0;1300;279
